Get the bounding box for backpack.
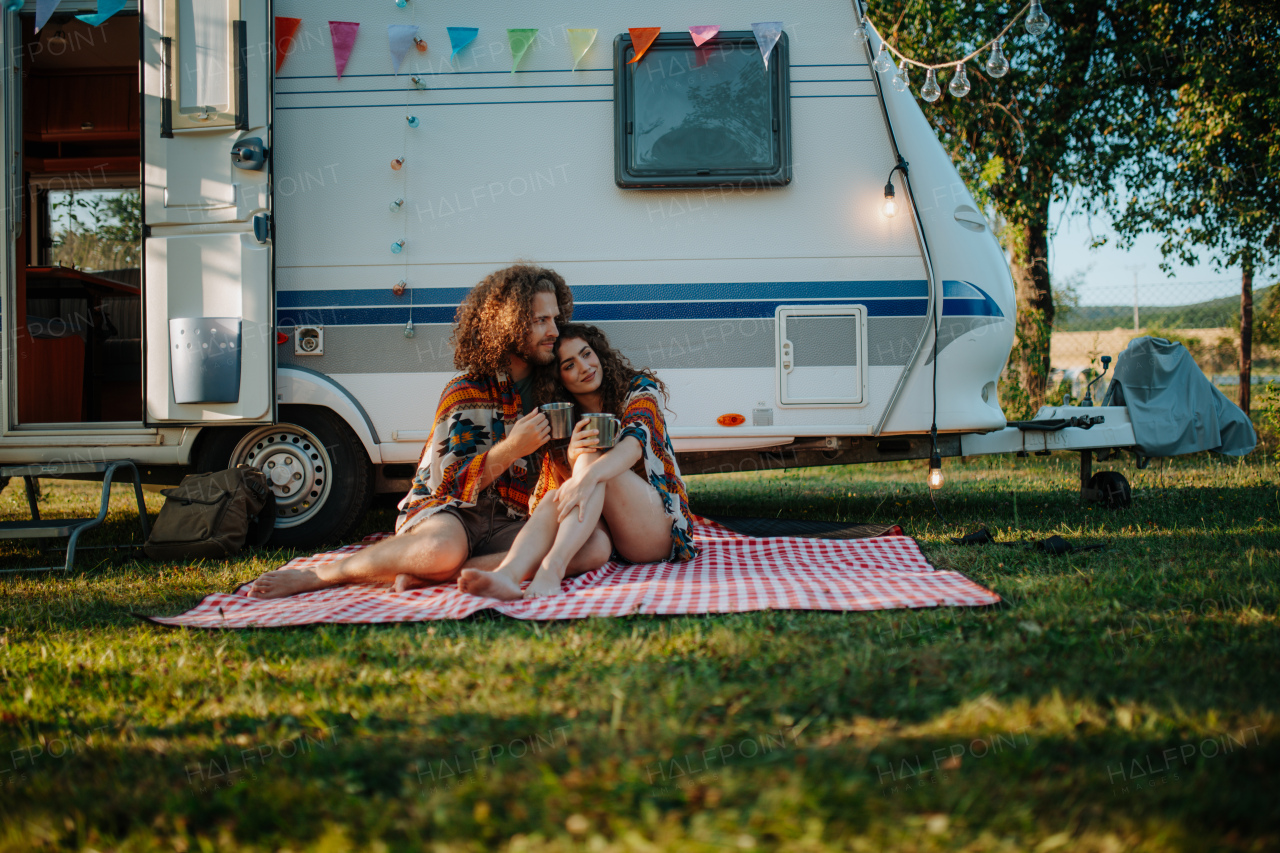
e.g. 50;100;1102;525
144;465;276;560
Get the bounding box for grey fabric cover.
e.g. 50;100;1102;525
1102;336;1256;457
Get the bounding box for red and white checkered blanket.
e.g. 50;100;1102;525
145;519;999;629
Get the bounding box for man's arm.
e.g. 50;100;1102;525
476;409;551;489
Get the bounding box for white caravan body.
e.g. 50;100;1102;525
0;0;1041;545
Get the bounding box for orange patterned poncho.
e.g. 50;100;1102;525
395;372;535;535
531;375;698;561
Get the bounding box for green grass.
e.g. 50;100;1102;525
1;454;1277;851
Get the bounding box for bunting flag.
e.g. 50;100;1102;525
447;27;479;61
626;27;661;64
35;0;61;32
688;25;719;47
387;24;418;74
507;28;538;73
329;21;359;79
274;17;302;74
567;28;596;70
75;0;125;27
751;22;783;69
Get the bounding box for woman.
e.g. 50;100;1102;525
458;323;697;601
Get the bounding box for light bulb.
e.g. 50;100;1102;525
406;115;419;128
927;456;944;490
852;17;869;49
404;319;416;338
882;182;898;218
986;42;1008;78
391;239;405;254
949;62;970;97
873;43;894;74
395;0;408;7
414;37;428;52
410;76;427;89
392;280;408;296
920;68;941;102
1025;0;1051;36
390;157;405;170
390;198;404;212
891;59;910;92
4;0;24;11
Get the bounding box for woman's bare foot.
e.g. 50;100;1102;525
522;564;565;600
457;568;523;601
394;573;429;592
247;568;326;599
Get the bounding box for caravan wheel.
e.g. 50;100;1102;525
203;406;375;548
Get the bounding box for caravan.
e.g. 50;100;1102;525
0;1;1150;548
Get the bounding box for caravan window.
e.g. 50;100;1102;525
161;0;244;129
614;32;792;188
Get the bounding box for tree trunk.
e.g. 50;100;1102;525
1007;215;1055;414
1239;250;1254;414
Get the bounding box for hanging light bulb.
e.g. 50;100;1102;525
1025;0;1051;36
882;181;898;218
949;62;971;97
392;279;408;297
414;37;428;53
395;0;408;8
891;59;910;93
390;157;405;170
920;68;942;102
390;198;404;212
404;319;416;338
873;42;894;74
852;16;870;49
927;454;945;490
3;0;25;11
391;239;405;254
406;115;420;128
410;76;428;89
985;41;1009;78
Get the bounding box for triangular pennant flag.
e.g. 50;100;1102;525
388;24;418;74
35;0;61;33
567;28;596;70
75;0;125;27
274;17;302;74
507;29;538;73
688;25;719;47
447;27;479;61
329;21;359;79
751;22;783;69
626;27;661;64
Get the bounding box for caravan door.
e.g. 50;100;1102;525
141;0;273;423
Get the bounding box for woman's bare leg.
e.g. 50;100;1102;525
523;481;609;598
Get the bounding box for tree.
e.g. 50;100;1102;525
869;0;1192;415
1108;1;1280;414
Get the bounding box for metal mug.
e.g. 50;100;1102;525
581;413;623;449
540;402;574;441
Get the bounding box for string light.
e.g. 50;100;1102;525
927;454;945;490
853;15;870;48
393;280;408;296
1025;1;1051;35
985;42;1009;78
390;157;405;170
920;68;941;102
882;182;898;218
892;59;910;92
949;63;971;97
390;198;404;211
410;76;427;89
406;115;420;128
414;37;428;52
391;239;405;254
873;42;894;74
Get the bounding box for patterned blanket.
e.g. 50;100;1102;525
143;519;1000;629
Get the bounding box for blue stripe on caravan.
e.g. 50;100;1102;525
275;280;931;309
943;298;1001;317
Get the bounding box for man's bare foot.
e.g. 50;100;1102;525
394;573;430;592
457;568;523;601
247;568;326;599
522;565;565;600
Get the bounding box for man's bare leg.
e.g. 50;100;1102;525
394;551;503;592
248;514;470;599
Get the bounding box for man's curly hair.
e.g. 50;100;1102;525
533;322;669;416
451;264;573;375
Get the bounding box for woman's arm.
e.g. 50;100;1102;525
551;435;642;522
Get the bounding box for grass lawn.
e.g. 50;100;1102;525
0;453;1277;851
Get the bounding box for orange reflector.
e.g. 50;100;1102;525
276;331;289;345
717;413;746;427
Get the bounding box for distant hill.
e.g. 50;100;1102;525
1057;284;1273;331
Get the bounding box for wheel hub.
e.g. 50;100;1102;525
230;425;332;528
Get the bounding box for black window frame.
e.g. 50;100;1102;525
613;30;792;189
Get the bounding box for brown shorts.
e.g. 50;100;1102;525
437;491;527;558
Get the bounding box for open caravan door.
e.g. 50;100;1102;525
141;0;272;424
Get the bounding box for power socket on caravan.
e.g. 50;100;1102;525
295;326;324;356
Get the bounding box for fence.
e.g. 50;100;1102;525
1042;278;1277;404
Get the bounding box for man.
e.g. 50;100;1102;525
248;264;611;599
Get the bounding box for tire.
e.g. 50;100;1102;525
1086;471;1132;510
197;405;375;548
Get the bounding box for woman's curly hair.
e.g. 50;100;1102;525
451;264;573;375
533;322;669;416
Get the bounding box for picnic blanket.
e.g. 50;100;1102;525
143;518;999;629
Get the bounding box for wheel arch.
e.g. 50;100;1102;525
274;366;382;464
